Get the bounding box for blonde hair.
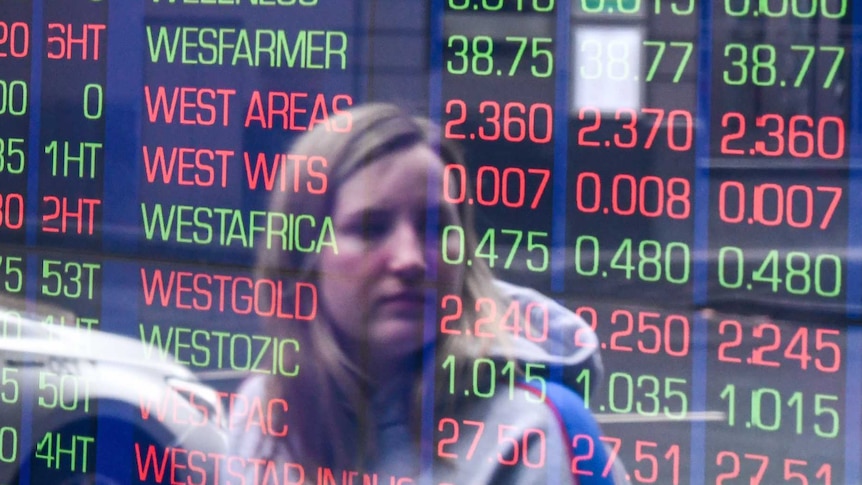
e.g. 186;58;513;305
255;103;506;472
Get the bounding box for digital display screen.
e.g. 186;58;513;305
0;1;860;484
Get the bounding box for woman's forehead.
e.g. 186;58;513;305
335;145;445;209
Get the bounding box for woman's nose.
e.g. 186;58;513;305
388;221;426;280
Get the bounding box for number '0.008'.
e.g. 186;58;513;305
576;172;691;220
724;0;846;18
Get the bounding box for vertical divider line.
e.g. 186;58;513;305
420;2;445;483
17;3;45;483
848;0;862;322
25;0;43;248
843;3;862;483
690;2;713;485
547;8;572;484
95;4;144;481
102;2;142;254
551;0;571;293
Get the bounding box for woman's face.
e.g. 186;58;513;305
317;144;464;364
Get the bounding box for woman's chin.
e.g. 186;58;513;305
369;317;433;355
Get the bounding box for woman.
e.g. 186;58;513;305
232;103;624;484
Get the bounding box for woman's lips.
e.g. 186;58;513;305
378;292;425;312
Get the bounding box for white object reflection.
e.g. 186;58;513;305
573;26;644;112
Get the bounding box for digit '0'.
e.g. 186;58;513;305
442;225;466;265
575;235;599;276
83;84;103;120
443;164;467;204
0;80;27;116
473;358;496;398
718;246;744;289
0;426;16;463
0;194;24;230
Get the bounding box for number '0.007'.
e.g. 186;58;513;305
718;182;842;230
444;164;550;210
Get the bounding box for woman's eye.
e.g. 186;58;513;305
363;222;389;239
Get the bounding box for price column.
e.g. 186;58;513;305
434;0;561;480
439;0;557;290
705;313;845;484
20;4;107;484
30;0;107;427
0;2;33;478
707;1;851;309
705;2;852;483
37;0;106;249
567;2;700;483
0;2;31;248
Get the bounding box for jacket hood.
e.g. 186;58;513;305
492;280;604;397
